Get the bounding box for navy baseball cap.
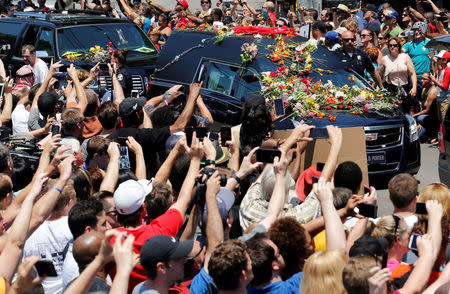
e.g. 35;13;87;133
119;97;147;117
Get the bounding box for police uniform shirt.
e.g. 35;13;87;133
334;47;375;77
116;66;133;96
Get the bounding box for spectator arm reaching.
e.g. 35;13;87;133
415;0;426;17
320;125;342;182
67;63;88;114
196;95;214;126
313;179;346;253
180;204;201;241
225;147;262;191
426;0;441;14
259;150;289;230
241;0;257;17
80;63;100;89
398;234;439;294
169;133;203;221
408;7;426;22
346;216;369;256
425;200;443;259
279;123;314;153
110;233;137;294
118;0;138;20
1;77;13;125
8;257;45;294
99;142;120;193
27;156;74;236
126;137;146;180
431;71;450;91
225;133;239;174
32;60;63;109
109;63;125;105
0;59;5;79
203;172;224;270
154;136;186;184
422;261;450;294
64;230;117;294
288;142;306;180
169;82;202;134
0;173;47;283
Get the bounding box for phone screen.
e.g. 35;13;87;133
408;233;421;252
195;127;208;141
117;137;128;146
312;176;319;184
316;162;324;172
415;202;427;215
309;128;329;139
208;132;219;141
35;260;58;277
274;98;285;117
357;203;378;218
363;185;370;195
0;84;4;97
51;125;60;136
119;146;131;170
131;90;139;98
256;148;281;163
220;126;232;147
185;126;194;147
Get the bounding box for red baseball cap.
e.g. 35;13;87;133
177;0;189;9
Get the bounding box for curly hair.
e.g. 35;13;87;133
208;240;249;291
268;217;309;279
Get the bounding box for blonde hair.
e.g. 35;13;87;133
418;183;450;222
371;215;407;248
300;250;347;294
342;19;360;34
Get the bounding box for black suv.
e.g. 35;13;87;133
150;31;421;182
0;11;159;95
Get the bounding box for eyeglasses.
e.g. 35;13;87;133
342;38;355;42
388;44;399;48
392;214;401;235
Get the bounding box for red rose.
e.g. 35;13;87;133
326;105;331;110
338;105;343;109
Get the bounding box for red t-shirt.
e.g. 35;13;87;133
110;208;183;293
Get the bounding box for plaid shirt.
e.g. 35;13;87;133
239;180;320;231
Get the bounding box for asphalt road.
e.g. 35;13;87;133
376;142;440;217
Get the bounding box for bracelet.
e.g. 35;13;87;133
204;159;215;166
231;172;241;184
49;186;62;193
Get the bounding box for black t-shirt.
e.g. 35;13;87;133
116;66;133;96
108;126;170;179
334;47;375;77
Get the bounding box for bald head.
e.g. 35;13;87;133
341;30;354;39
73;231;104;271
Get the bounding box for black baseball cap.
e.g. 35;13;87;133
118;97;147;117
363;4;378;13
140;235;194;270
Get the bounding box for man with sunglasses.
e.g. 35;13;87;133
363;4;380;35
334;30;383;88
200;0;211;14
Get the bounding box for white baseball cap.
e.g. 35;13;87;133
114;179;153;215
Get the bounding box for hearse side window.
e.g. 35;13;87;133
0;23;24;57
36;28;54;57
15;25;39;56
206;63;238;96
235;70;261;101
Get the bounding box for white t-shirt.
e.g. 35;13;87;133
23;216;73;294
12;104;30;134
61;242;79;290
33;58;49;85
132;281;161;294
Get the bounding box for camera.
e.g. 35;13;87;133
202;167;227;187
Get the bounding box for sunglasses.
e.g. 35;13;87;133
392;214;401;235
361;34;371;37
389;43;399;48
378;36;385;39
201;1;209;4
342;38;355;42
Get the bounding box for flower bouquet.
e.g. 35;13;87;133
62;44;113;64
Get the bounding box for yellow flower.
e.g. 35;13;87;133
305;54;312;64
95;45;100;50
90;47;95;52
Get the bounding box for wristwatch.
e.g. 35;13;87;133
231;172;241;184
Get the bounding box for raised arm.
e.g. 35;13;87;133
1;77;14;124
80;63;100;89
154;136;186;184
313;179;346;253
32;60;63;109
196;95;214;125
118;0;138;19
67;63;88;114
99;142;120;193
169;82;202;134
169;133;203;220
126;137;146;180
203;171;224;270
225;146;262;192
279;123;314;153
0;173;48;283
110;233;137;294
259;150;289;230
108;63;125;105
319;125;342;182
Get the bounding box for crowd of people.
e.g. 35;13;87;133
0;0;449;293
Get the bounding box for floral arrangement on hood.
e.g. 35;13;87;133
62;43;114;63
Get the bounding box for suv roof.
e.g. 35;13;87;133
6;11;130;27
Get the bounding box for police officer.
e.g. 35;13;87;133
111;49;132;96
334;30;383;88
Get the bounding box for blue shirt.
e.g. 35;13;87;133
136;14;152;33
247;271;303;294
190;268;218;294
402;39;431;79
353;11;367;31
